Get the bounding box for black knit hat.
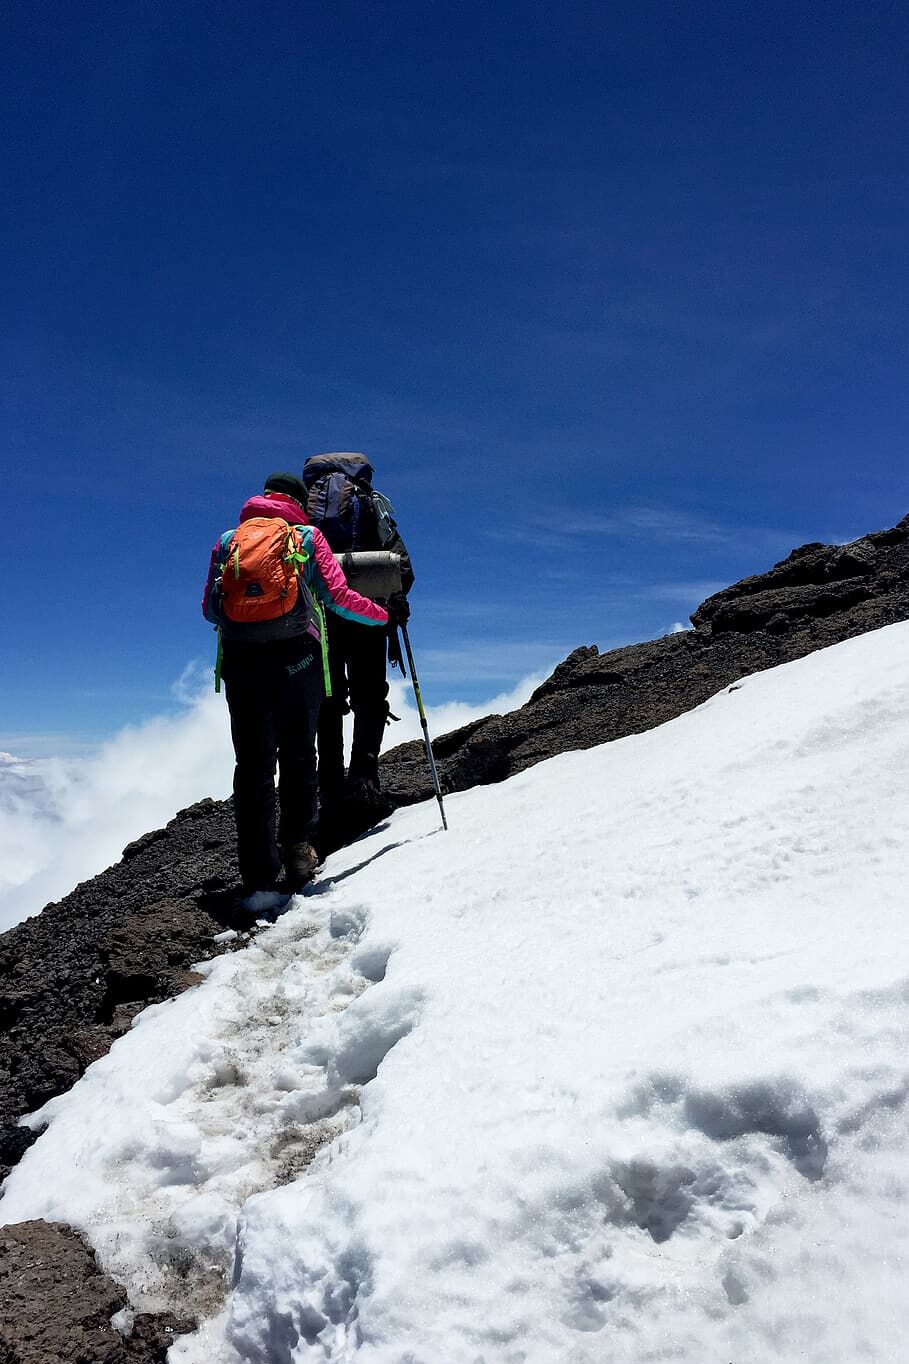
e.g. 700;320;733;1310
263;471;307;504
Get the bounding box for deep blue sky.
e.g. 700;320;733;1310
3;0;908;753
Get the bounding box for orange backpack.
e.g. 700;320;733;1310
214;518;320;643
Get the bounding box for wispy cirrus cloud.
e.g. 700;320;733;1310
487;504;802;562
637;580;727;604
561;506;737;544
413;643;571;687
0;733;102;760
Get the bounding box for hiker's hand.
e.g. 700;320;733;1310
387;626;405;672
387;591;410;627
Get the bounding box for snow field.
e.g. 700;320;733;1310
5;622;909;1361
0;896;414;1321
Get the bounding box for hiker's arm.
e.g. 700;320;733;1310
309;528;389;626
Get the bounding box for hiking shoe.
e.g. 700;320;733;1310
345;775;372;804
345;775;392;811
284;841;320;891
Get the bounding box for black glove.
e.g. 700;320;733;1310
387;622;407;675
386;591;410;627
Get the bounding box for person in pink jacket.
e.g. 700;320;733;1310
203;473;388;894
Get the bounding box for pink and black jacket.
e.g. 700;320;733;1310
203;492;388;633
202;493;388;694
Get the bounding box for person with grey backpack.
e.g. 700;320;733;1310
301;453;414;837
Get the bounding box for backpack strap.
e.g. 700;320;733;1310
284;528;309;571
370;490;398;546
291;525;333;699
313;597;331;696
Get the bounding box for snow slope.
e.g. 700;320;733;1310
4;623;909;1362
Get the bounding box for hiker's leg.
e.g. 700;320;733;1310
346;624;390;786
316;615;350;808
276;647;322;855
224;663;281;888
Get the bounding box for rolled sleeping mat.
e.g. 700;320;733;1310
333;550;402;599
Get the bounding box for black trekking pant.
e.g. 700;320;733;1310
317;614;389;803
222;639;322;887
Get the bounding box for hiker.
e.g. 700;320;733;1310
202;472;388;895
301;453;414;822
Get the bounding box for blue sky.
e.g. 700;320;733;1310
3;0;908;754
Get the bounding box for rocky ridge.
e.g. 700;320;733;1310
1;513;908;1359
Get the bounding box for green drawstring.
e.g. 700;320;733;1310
284;528;310;571
214;629;223;694
314;597;331;698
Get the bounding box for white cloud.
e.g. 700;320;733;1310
0;682;235;933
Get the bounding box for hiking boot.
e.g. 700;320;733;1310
346;773;375;803
345;775;395;820
347;751;380;788
284;841;320;892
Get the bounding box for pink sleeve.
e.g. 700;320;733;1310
310;528;389;625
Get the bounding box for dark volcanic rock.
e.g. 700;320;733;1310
0;798;242;1182
1;514;909;1361
384;515;909;803
0;1221;191;1363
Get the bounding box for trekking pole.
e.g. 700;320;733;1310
400;623;448;831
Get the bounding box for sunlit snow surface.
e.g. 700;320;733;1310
4;624;909;1362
